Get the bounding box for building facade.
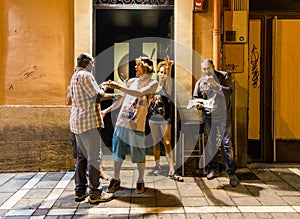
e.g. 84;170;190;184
0;0;299;172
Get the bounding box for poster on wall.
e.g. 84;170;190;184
114;43;129;93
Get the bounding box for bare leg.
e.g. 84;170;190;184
150;123;162;168
114;160;123;180
99;160;111;180
137;161;146;183
162;125;174;173
163;125;183;182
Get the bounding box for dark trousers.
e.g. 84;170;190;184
203;117;235;175
74;128;102;198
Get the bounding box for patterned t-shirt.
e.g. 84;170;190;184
116;77;158;132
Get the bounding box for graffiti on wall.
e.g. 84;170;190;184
250;44;260;88
224;63;238;72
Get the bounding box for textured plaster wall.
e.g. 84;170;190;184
0;106;75;172
0;0;74;105
0;0;75;171
193;6;214;81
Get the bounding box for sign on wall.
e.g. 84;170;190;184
194;0;208;12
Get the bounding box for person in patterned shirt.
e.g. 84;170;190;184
102;56;158;194
69;53;114;203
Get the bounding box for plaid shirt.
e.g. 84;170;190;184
69;68;103;134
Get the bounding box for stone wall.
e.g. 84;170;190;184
0;106;75;172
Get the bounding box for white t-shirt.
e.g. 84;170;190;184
116;77;157;132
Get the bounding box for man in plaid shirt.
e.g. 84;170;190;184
69;53;113;203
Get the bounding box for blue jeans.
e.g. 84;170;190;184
203;117;235;175
75;128;102;198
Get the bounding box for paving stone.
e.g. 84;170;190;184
231;196;261;206
256;189;289;206
177;181;204;197
1;159;300;218
102;196;131;208
252;169;282;181
0;173;15;186
0;179;28;193
242;212;260;219
202;188;235;206
0;209;8;217
281;196;300;205
270;212;300;219
218;183;252;197
130;197;156;207
268;181;300;197
24;188;52;199
181;197;208;207
13;198;43;209
0;192;13;206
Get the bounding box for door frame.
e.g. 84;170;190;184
249;11;300;162
92;2;175;150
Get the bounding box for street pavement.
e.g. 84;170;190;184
0;155;300;219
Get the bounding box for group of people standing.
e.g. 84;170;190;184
68;52;239;204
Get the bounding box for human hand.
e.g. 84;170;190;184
99;82;108;91
207;77;218;87
103;80;121;89
114;93;124;99
153;95;161;101
100;110;107;118
195;103;204;110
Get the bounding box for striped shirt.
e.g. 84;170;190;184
69;68;103;134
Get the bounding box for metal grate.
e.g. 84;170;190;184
94;0;174;5
236;172;260;180
231;0;248;11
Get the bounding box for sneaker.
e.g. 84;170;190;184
153;165;161;176
168;172;184;182
107;178;121;193
207;169;220;180
75;192;88;202
229;174;240;187
135;182;145;194
89;192;114;204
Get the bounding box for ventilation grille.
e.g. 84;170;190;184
231;0;248;11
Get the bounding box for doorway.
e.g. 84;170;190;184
94;8;174;149
248;15;300;162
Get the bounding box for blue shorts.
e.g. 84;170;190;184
112;126;146;163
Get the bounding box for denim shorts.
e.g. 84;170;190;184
112;126;145;163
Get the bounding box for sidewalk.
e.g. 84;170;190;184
0;155;300;219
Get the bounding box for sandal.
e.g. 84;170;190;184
168;172;184;182
100;171;112;181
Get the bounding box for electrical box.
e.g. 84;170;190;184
224;11;248;43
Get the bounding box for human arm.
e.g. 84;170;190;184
104;79;158;98
192;80;205;110
101;94;125;118
101;93;123;101
207;71;233;95
66;85;72;105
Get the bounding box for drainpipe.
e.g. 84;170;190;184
213;0;222;69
